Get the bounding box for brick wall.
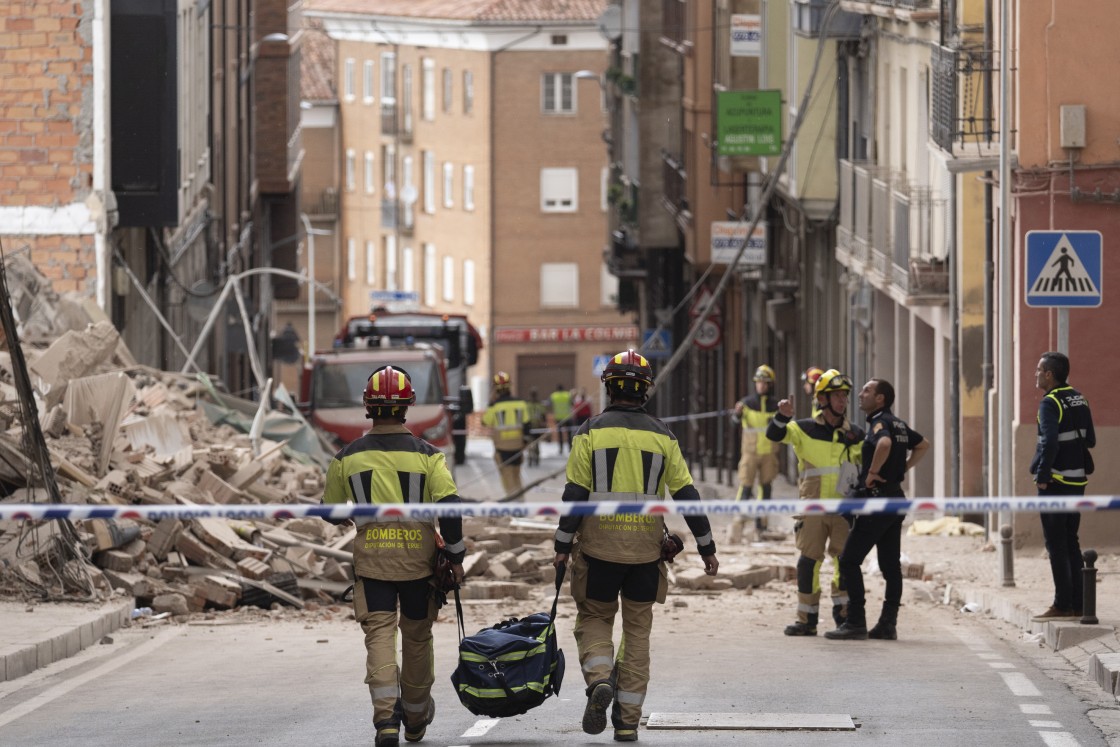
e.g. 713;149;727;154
0;2;95;293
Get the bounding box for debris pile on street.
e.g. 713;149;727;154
0;255;351;614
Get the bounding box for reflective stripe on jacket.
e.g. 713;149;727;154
483;396;530;451
323;424;459;580
739;393;777;455
1031;385;1095;487
767;414;863;499
565;408;693;563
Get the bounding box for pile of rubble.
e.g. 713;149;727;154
0;256;348;614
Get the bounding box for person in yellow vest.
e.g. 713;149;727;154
322;365;466;747
482;372;530;495
801;366;824;419
550;384;573;453
553;350;718;743
733;365;780;536
766;369;863;636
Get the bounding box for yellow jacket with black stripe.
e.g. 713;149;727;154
323;424;465;581
766;413;863;499
738;393;777;455
552;405;716;564
482;394;530;452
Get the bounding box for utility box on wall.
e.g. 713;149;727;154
110;0;178;227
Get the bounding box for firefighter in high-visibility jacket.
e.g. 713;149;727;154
322;365;466;747
767;369;864;637
734;365;779;530
482;372;530;495
553;350;718;743
801;366;824;419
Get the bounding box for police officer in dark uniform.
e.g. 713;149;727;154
1030;351;1095;622
826;378;929;641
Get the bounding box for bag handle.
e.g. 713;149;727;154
453;587;466;643
548;563;566;626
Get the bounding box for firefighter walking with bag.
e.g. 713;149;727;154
766;369;863;636
552;350;718;743
322;365;467;747
482;372;530;496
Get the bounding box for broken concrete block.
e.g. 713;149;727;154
148;519;183;561
488;562;512;581
474;539;505;554
197;470;242;504
236;556;271;580
727;566;775;589
93;549;134;573
515;551;537;572
174;529;237;571
152;593;189;617
462;552;489;578
101;569;152;597
192;575;241;609
672;567;718;590
458;581;531;600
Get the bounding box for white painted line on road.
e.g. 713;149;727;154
0;627;181;729
460;718;501;737
1030;720;1063;728
1039;732;1081;747
1021;704;1053;715
988;662;1016;669
977;653;1003;660
999;672;1042;697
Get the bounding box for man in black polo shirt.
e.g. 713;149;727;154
826;378;930;641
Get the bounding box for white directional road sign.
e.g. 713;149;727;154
1025;231;1102;308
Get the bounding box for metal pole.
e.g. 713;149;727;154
232;279;266;392
997;0;1015;585
181;279;234;375
1081;549;1098;625
300;213;316;364
1057;308;1068;354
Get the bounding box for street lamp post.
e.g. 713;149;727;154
299;212;333;364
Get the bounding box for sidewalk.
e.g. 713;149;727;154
0;597;133;683
692;468;1120;702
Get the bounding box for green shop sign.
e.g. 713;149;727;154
716;90;782;156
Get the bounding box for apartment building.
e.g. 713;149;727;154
306;0;627;407
0;0;303;397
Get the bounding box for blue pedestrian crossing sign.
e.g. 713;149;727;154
641;328;672;359
1025;231;1102;308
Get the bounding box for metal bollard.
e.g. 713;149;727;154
1000;524;1015;587
1081;549;1099;625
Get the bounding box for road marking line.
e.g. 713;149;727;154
1021;704;1053;715
0;627;181;729
989;662;1015;669
461;718;500;737
1039;732;1081;747
977;653;1002;660
999;672;1041;697
1030;720;1063;728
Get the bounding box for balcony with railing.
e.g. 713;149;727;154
660;0;686;51
660;150;688;224
305;187;338;217
931;43;997;154
381;103;397;136
836;159;948;305
381;199;397;229
844;0;938;21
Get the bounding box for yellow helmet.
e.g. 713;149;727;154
814;369;853;396
753;365;775;383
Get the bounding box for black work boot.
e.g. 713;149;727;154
868;622;898;640
832;604;847;627
582;680;614;735
825;621;868;640
784;621;817;636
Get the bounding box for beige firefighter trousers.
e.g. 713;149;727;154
793;514;850;624
354;577;438;728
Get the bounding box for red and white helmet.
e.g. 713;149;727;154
363;366;416;407
601;349;654;388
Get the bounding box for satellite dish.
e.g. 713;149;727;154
597;5;622;41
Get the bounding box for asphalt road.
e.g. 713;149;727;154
0;440;1115;746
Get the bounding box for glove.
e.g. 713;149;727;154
660;533;685;563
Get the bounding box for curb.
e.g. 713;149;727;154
950;583;1120;701
0;598;134;683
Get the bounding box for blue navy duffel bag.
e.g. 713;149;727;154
450;566;566;718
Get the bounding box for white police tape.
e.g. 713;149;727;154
1;496;1118;522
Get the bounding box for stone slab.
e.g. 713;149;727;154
646;713;855;730
1046;622;1115;651
1090;653;1120;696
